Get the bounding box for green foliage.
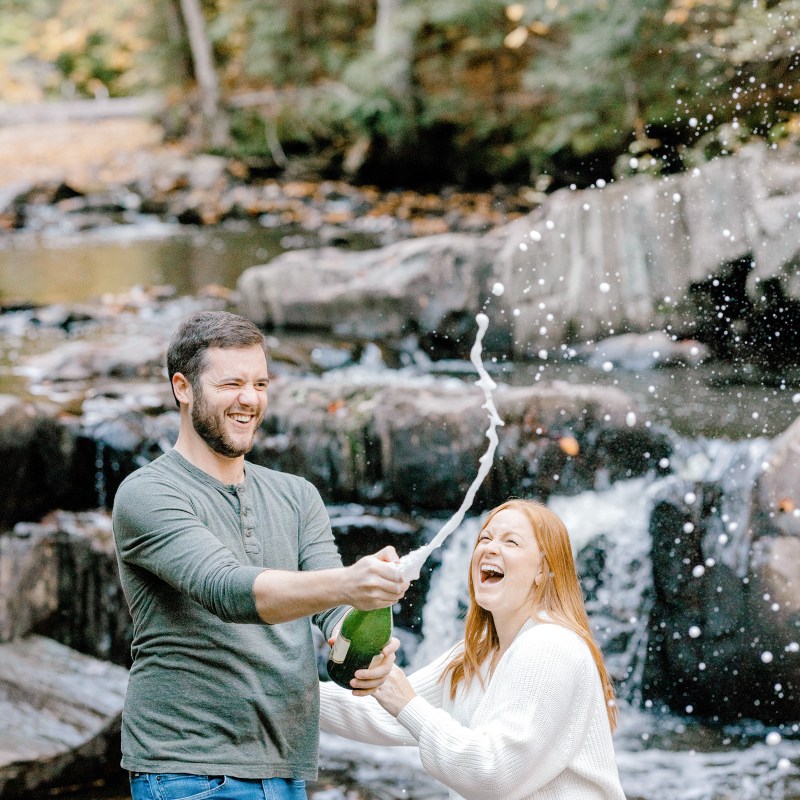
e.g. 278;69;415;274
2;0;799;186
0;0;158;100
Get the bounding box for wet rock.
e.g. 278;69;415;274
23;334;168;382
0;635;128;799
0;510;131;665
0;396;85;528
642;420;800;724
494;143;800;361
236;233;509;355
577;331;709;371
250;374;670;510
57;371;671;514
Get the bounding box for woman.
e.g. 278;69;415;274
319;499;626;800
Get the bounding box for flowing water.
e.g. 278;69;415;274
4;223;800;800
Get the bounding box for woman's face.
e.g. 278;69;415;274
470;507;545;622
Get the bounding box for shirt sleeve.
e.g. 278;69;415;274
298;479;349;638
319;647;457;745
395;626;596;800
112;471;264;623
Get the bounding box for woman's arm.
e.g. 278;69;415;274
319;646;458;745
394;626;597;800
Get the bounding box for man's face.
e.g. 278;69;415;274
190;345;270;458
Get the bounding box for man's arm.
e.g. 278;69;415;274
253;546;408;624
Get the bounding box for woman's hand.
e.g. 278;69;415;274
372;665;416;717
347;637;400;696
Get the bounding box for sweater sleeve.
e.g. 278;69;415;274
396;625;597;800
319;647;457;745
112;471;264;623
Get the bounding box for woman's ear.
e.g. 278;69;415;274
533;554;547;587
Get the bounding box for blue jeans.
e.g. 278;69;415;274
129;773;307;800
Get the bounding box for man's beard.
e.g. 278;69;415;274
191;386;260;459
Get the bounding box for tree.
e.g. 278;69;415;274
173;0;229;147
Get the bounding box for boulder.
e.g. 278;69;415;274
234;145;800;370
495;143;800;357
236;233;509;354
642;418;800;724
251;374;671;509
59;371;670;513
0;510;132;665
0;635;128;799
0;396;87;528
576;331;709;372
22;335;168;383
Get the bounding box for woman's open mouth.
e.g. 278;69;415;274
480;564;504;584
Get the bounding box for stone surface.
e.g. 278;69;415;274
251;375;671;510
0;396;86;528
236;232;509;354
0;635;128;799
496;143;800;357
642;418;800;724
234;144;800;368
0;510;132;665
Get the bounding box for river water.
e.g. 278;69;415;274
4;223;800;800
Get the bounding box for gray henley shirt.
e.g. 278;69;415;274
112;449;345;780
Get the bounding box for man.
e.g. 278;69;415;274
112;310;408;800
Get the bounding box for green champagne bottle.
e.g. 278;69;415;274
326;606;393;689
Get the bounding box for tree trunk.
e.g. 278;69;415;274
375;0;398;56
176;0;229;148
374;0;412;92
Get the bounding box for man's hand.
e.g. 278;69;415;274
343;546;409;610
347;637;401;696
253;546;409;624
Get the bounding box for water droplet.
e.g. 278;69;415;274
492;282;505;296
766;731;782;746
689;626;701;638
761;651;773;664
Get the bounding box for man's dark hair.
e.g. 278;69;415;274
167;311;268;406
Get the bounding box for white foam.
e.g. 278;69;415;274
398;313;505;581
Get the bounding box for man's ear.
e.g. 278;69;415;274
172;372;193;406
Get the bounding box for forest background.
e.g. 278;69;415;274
2;0;799;193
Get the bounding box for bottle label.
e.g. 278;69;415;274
329;634;351;664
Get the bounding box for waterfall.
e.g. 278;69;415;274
410;517;481;671
402;435;796;800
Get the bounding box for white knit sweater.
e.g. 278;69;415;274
319;619;626;800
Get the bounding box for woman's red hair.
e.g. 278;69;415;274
441;499;618;731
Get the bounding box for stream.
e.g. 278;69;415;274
3;222;800;800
